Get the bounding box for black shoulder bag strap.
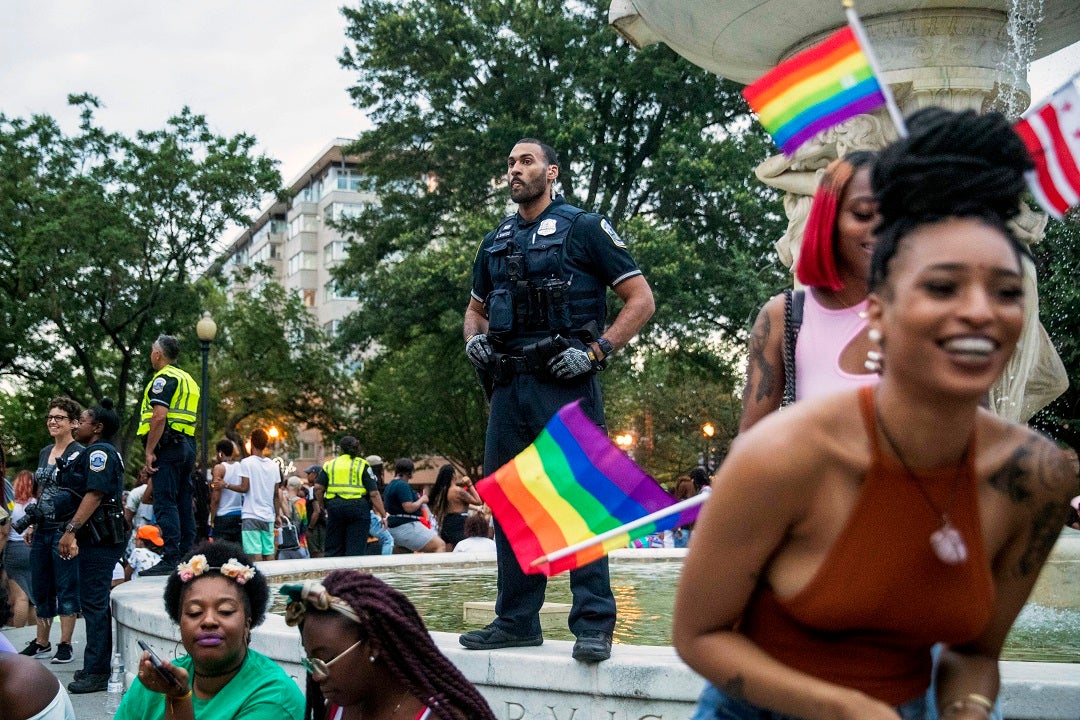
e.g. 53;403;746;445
781;289;805;408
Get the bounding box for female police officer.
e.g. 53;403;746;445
57;398;127;694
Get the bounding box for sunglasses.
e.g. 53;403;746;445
301;639;362;681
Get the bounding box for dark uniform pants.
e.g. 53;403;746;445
325;497;372;557
153;437;197;566
486;372;616;638
78;542;124;675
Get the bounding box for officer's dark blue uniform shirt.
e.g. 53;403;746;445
470;197;641;351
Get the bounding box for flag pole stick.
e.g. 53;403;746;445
530;493;710;568
843;0;908;139
1021;68;1080;119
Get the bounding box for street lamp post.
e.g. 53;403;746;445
701;422;716;474
196;312;217;540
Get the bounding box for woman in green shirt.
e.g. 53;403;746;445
115;540;304;720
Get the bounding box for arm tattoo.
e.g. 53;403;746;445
744;313;777;404
721;675;747;700
987;441;1033;503
1018;500;1066;577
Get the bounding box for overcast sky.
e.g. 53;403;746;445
2;1;1078;190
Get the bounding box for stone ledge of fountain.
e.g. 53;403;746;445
112;540;1080;720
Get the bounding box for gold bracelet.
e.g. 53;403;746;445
165;688;193;713
941;693;994;718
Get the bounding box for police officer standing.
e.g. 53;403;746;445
314;436;387;557
136;334;199;571
58;399;126;694
460;138;654;662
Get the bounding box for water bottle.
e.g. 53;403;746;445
104;651;125;714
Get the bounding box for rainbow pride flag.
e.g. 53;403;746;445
743;25;886;155
475;400;701;576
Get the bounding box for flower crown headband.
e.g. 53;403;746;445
176;554;257;585
279;579;362;627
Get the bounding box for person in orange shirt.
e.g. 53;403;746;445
674;108;1076;720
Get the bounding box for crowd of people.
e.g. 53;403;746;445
2;111;1079;720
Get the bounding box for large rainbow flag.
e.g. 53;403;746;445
743;25;886;155
475;400;701;577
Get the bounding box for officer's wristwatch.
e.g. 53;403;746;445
63;521;79;534
596;338;614;360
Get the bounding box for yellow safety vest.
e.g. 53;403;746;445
323;454;370;500
137;365;200;437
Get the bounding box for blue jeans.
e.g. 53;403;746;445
691;683;930;720
78;542;123;674
370;511;394;554
325;497;372;557
30;526;81;617
152;438;196;566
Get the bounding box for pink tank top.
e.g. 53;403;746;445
794;291;878;401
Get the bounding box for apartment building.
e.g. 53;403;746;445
216;138;372;465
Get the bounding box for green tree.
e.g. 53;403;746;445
0;95;280;462
200;279;356;455
1032;211;1080;449
334;0;786;474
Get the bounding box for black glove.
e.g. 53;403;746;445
547;346;593;379
465;334;493;368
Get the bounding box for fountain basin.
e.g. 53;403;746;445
113;537;1080;719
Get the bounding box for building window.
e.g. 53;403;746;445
288;214;318;238
328;202;366;222
300;289;316;307
323;319;341;337
287;251;317;276
324;240;351;263
325;280;357;300
252;243;281;264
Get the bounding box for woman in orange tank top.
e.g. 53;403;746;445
674;108;1076;720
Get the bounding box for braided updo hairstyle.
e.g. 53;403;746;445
303;570;496;720
868;107;1033;293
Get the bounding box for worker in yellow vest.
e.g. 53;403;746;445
136;334;199;570
314;436;387;557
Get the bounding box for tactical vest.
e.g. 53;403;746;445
323;454;370;500
137;365;200;437
482;200;607;349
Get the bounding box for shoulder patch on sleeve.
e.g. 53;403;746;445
151;377;167;394
600;218;627;248
89;450;108;472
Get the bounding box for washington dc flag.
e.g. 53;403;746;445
1014;83;1080;220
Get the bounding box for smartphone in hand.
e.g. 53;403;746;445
137;640;184;690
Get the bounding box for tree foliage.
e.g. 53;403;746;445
199;279;356;456
1031;211;1080;449
0;95;280;464
334;0;787;474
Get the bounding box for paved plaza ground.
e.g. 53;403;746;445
3;621;116;720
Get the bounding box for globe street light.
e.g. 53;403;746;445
196;311;217;540
701;422;716;473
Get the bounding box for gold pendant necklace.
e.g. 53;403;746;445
874;400;969;565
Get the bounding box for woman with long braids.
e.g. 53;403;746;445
675;108;1076;720
281;570;497;720
739;151;880;431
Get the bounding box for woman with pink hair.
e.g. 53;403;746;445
739;151;880;431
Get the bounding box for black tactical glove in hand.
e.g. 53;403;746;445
465;334;493;368
547;346;593;379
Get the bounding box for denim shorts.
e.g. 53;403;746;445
691;683;930;720
29;526;81;617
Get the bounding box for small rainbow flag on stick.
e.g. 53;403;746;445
743;0;907;155
475;400;706;577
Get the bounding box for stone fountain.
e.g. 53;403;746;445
610;0;1079;421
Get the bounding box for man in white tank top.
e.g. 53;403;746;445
209;439;243;545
